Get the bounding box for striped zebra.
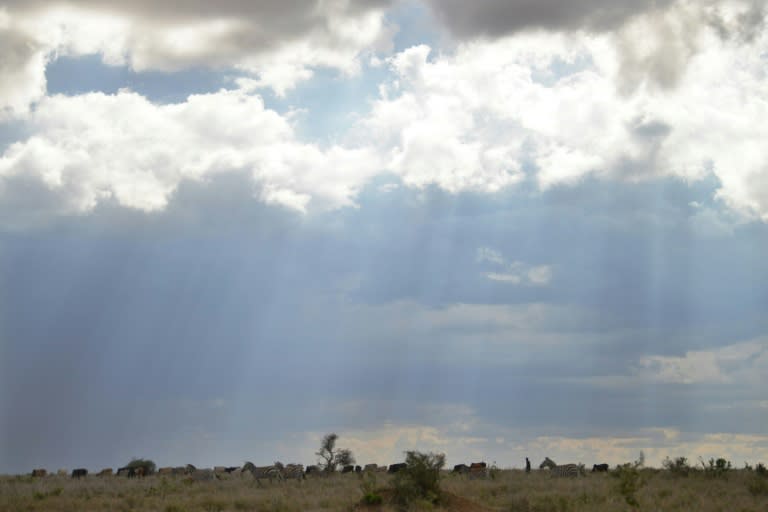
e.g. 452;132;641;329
539;457;583;477
241;461;284;485
282;463;305;481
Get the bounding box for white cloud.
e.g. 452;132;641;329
475;247;553;286
475;247;505;265
0;87;383;218
635;338;767;384
360;2;768;220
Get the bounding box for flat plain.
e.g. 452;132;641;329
2;468;767;511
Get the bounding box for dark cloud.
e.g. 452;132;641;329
424;0;676;38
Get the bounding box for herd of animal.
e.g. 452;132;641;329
28;458;610;481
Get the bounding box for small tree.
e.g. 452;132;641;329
125;458;156;475
316;433;355;473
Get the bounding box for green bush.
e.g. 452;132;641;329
392;451;446;508
359;470;383;505
125;458;157;475
662;456;691;477
700;457;731;478
612;453;646;508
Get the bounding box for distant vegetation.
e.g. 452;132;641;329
5;452;768;511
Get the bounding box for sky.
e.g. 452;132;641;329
1;0;768;473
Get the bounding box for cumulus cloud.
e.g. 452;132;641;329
360;10;768;220
0;1;394;101
0;87;382;219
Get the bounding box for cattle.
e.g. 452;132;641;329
341;464;355;474
157;467;174;475
355;465;362;473
592;463;609;473
363;464;378;472
31;469;47;477
469;462;488;479
453;464;469;474
135;467;146;478
71;468;88;479
57;469;67;477
97;468;113;477
388;463;407;474
225;467;240;474
305;465;320;476
116;467;132;477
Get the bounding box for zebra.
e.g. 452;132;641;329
539;457;583;477
241;461;284;485
282;463;305;481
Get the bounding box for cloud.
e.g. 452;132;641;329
0;14;48;119
0;87;382;220
476;247;553;286
0;1;394;99
635;338;767;384
361;11;768;220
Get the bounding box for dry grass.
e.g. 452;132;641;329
1;468;766;511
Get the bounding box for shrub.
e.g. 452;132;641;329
125;458;157;475
700;457;731;478
756;463;767;477
612;452;646;508
359;470;383;505
662;456;691;477
392;451;446;508
747;476;768;496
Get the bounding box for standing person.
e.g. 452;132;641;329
525;457;531;473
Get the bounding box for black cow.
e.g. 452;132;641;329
341;465;355;474
225;466;239;474
71;468;88;479
453;464;469;474
305;465;320;475
592;463;609;472
388;463;407;473
355;465;362;473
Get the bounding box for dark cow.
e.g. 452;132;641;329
453;464;469;474
305;465;320;475
341;465;355;474
469;462;488;479
225;466;240;474
116;466;133;477
592;463;609;472
71;468;88;479
355;465;362;473
388;463;407;474
31;469;47;477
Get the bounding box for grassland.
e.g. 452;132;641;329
1;467;767;511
